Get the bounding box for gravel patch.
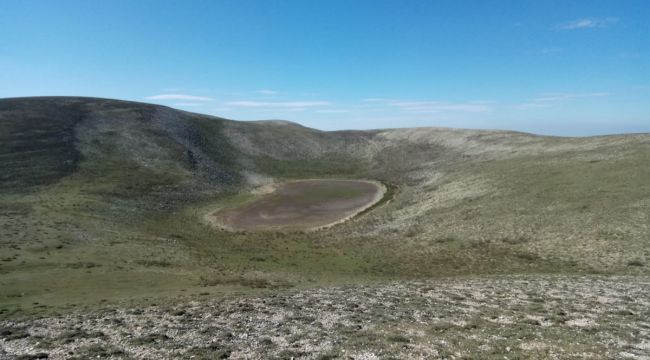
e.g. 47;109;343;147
2;275;649;359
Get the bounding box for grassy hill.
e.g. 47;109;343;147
1;96;649;314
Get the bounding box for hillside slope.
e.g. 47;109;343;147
0;97;649;312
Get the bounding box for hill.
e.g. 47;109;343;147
1;96;650;358
0;96;649;310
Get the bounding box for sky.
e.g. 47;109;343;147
1;0;649;136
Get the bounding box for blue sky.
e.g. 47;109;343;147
1;0;648;135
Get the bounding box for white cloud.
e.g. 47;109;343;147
555;17;618;30
386;100;492;113
362;98;390;102
407;110;441;114
226;101;330;108
360;98;493;112
145;94;213;101
515;103;553;110
173;103;201;107
534;92;610;102
434;104;491;112
470;100;497;104
256;89;278;95
315;109;351;113
516;91;611;110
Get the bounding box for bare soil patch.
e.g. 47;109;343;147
210;179;385;231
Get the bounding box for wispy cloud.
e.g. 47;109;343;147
516;92;611;110
315;109;351;113
256;89;278;95
367;99;493;113
173;103;201;107
226;101;330;108
515;103;553;110
407;103;489;112
555;17;618;30
362;98;390;102
145;94;213;101
533;92;610;102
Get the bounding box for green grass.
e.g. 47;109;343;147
1;97;648;319
253;155;369;179
355;181;397;218
2;150;647;316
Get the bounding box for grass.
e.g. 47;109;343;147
0;167;643;316
1;98;649;359
0;98;85;190
355;181;397;218
0;178;595;316
253;155;369;180
1;97;648;318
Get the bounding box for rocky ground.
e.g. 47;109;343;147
1;275;649;359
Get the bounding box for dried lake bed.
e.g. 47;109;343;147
209;179;386;231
